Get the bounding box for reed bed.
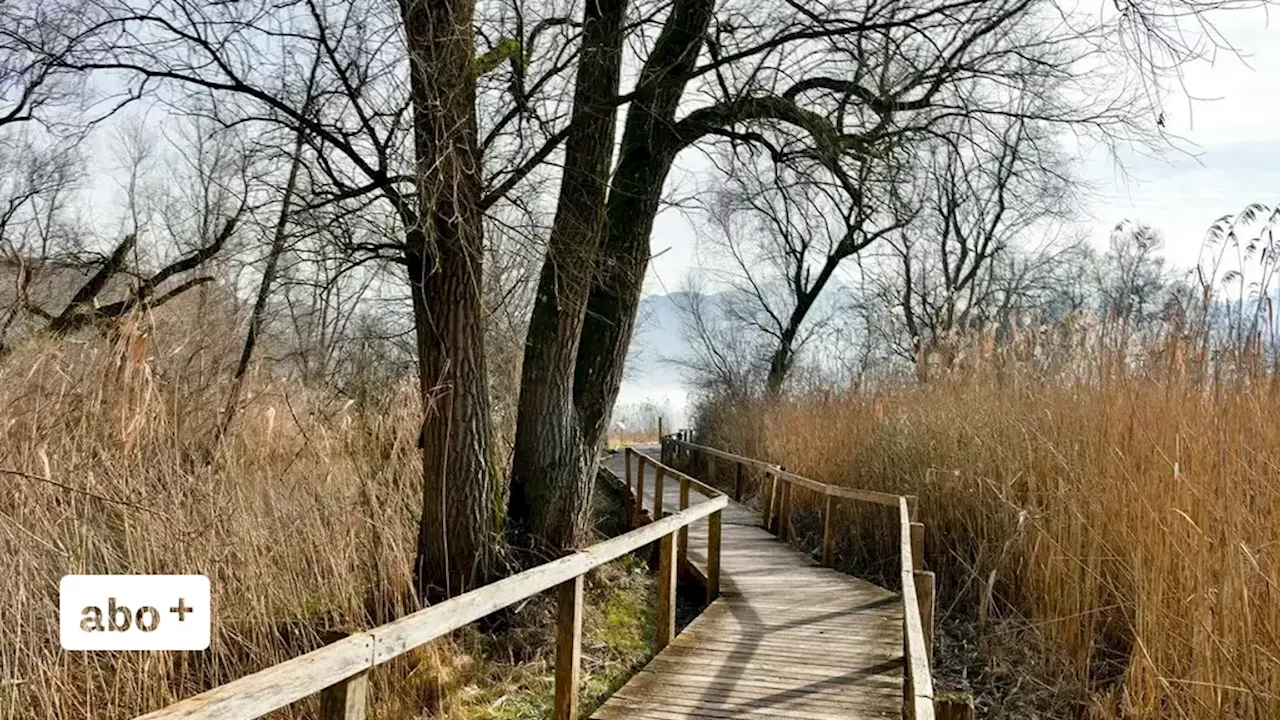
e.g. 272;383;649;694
698;335;1280;719
0;325;655;720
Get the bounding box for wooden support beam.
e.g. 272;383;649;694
657;416;663;443
707;454;717;490
734;462;744;501
779;480;793;542
910;521;925;571
677;476;690;571
707;509;722;603
636;460;646;524
822;494;836;567
624;449;634;529
656;532;677;651
554;576;584;720
914;569;936;666
760;470;773;530
654;466;666;518
320;671;368;720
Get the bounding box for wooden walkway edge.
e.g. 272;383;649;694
596;447;906;720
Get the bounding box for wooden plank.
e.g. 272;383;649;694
656;532;677;651
595;695;883;720
320;670;368;720
613;672;902;703
134;634;374;720
555;576;584;720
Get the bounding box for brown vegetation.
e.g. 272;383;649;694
696;330;1280;719
0;324;656;719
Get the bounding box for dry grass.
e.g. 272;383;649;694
698;333;1280;719
0;320;657;719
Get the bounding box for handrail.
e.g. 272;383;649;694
622;446;726;601
135;474;727;720
663;435;910;509
900;497;935;719
661;435;936;720
630;447;720;498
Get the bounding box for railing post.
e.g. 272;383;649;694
707;454;717;490
910;521;925;571
654;466;666;518
822;493;835;567
624;449;634;529
677;476;690;571
915;569;936;666
657;416;663;444
656;531;677;651
554;575;584;720
761;469;776;531
635;458;646;525
320;671;369;720
734;462;744;501
778;479;793;542
707;509;722;603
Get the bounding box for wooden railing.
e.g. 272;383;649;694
133;453;727;720
661;435;938;720
621;447;725;604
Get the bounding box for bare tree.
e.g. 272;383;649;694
884;114;1073;377
694;154;906;394
33;0;1274;578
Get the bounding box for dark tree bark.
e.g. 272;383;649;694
402;0;498;600
508;0;627;554
573;0;715;458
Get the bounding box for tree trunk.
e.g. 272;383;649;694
403;0;498;601
765;341;793;395
573;0;714;449
509;0;626;555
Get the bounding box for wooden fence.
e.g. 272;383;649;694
661;434;939;720
132;452;727;720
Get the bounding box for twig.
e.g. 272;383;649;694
0;467;173;520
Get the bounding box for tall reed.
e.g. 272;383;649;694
700;332;1280;719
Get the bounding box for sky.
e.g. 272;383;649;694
639;6;1280;297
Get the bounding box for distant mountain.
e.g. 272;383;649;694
615;291;728;428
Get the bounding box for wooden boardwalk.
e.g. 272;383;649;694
596;448;905;720
131;439;936;720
